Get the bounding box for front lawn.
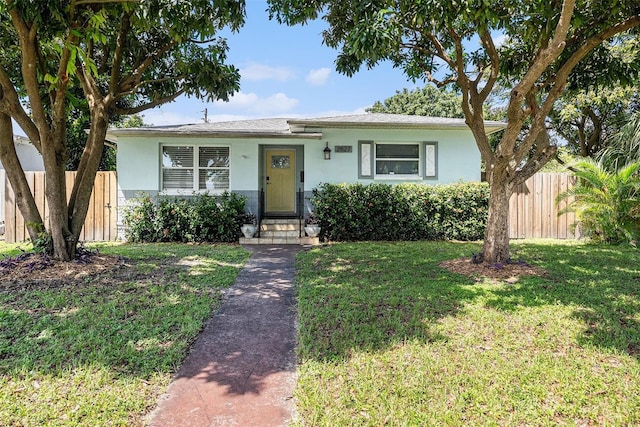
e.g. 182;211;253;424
295;241;640;425
0;242;249;426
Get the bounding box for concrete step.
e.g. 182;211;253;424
239;236;320;245
260;230;301;238
260;223;301;232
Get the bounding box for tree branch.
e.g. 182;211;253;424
108;9;133;97
0;66;41;149
114;90;186;115
118;40;179;92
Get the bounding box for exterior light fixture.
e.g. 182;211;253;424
323;142;331;160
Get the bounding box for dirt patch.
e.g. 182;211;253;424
0;252;125;292
440;257;546;282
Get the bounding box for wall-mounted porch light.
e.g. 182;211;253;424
323;142;332;160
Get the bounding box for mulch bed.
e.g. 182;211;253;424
0;252;125;292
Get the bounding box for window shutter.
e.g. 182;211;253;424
358;141;373;179
424;142;437;179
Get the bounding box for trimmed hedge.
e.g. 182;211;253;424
310;182;490;241
123;192;246;243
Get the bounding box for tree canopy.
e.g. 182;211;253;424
269;0;640;262
0;0;245;260
547;36;640;158
367;85;464;117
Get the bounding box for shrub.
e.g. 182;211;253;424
123;192;247;243
310;182;489;241
122;195;158;242
558;159;640;244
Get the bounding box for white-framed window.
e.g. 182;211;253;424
359;141;437;180
161;145;230;193
375;143;420;176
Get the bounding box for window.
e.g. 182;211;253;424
359;141;437;180
162;145;229;192
375;144;420;176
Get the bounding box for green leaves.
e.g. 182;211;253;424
367;85;465;117
123;192;248;243
558;158;640;244
311;182;490;241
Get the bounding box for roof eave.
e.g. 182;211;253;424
288;120;507;135
106;130;323;141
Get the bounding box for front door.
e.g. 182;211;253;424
266;149;296;214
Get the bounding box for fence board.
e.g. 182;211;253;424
4;171;117;243
509;172;576;239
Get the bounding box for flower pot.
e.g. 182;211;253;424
241;224;256;238
304;225;321;238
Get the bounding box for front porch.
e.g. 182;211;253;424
239;218;320;245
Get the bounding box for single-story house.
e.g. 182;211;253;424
107;113;505;239
1;135;45;235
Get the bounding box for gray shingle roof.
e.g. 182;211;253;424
106;113;506;140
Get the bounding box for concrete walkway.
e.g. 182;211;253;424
147;245;301;427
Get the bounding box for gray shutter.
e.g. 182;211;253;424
423;142;437;179
358;141;374;179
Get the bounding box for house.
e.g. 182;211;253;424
107;113;505;241
1;135;45;235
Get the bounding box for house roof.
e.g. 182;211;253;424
106;113;506;141
288;113;506;134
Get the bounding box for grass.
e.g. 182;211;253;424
0;242;250;426
294;240;640;426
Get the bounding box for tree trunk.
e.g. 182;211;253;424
0;113;44;242
482;173;513;263
67;109;108;255
39;132;72;261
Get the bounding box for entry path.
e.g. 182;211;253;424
148;245;302;427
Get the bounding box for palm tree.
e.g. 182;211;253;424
598;113;640;172
557;159;640;244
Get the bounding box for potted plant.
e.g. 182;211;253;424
240;213;257;238
304;213;321;237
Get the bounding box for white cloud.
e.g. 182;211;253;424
309;106;368;117
140;110;201;126
216;91;299;115
306;68;331;86
240;62;296;82
493;34;508;48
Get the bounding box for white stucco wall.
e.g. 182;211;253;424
0;140;45;172
116;127;481;195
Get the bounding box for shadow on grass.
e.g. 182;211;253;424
482;243;640;359
0;250;246;380
295;241;486;362
296;242;640;363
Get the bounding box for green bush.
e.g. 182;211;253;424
558;159;640;244
123;192;246;243
310;182;489;241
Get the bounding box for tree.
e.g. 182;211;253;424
557;159;640;244
598;112;640;171
549;86;638;158
268;0;640;262
367;85;464;117
0;1;244;260
66;113;146;172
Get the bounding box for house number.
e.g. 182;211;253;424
334;145;352;153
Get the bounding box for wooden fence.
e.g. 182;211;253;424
4;171;117;243
509;172;577;239
2;171;577;243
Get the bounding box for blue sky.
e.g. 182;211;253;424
142;1;421;126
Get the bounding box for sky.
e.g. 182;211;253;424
141;1;421;126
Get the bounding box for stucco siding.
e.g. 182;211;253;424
304;128;480;187
116;127;481;196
